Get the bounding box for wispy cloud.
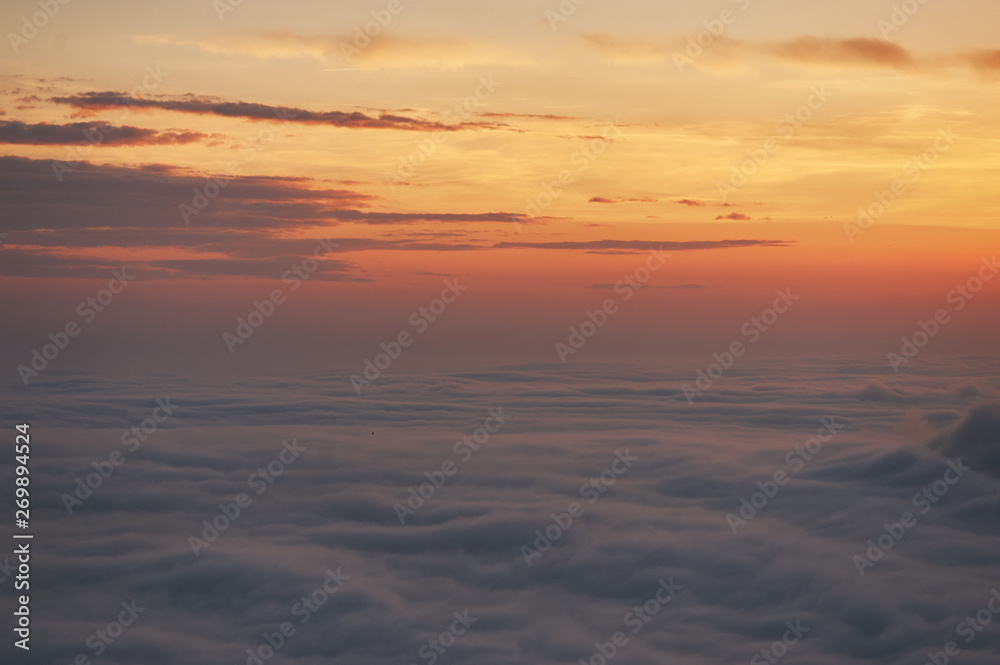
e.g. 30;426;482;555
588;196;657;204
583;33;1000;77
140;31;511;70
767;36;916;69
50;93;504;132
493;239;791;253
0;119;208;146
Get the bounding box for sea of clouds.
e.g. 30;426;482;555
2;357;999;665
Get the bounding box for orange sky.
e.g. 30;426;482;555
2;0;998;375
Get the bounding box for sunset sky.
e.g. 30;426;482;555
3;0;999;377
4;3;1000;665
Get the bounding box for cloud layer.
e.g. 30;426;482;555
4;358;999;665
0;157;792;279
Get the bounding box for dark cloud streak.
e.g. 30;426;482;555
0;119;207;146
51;92;506;132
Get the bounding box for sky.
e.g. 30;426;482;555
2;2;1000;664
2;0;1000;377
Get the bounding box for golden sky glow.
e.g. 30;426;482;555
2;0;998;372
